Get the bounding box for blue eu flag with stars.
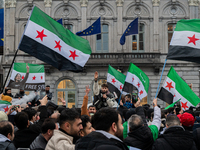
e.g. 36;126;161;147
76;17;101;36
120;18;138;45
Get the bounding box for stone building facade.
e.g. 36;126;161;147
2;0;200;108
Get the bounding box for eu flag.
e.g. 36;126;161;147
0;9;3;47
120;18;138;45
76;17;101;36
57;18;63;25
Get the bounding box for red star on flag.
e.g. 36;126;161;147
137;82;140;88
36;29;47;41
3;106;9;112
181;101;189;110
32;76;36;80
69;50;79;60
22;75;24;80
41;76;43;80
111;78;116;84
132;77;134;82
120;85;123;90
188;34;199;46
54;40;62;51
139;90;143;95
165;82;174;91
173;94;175;97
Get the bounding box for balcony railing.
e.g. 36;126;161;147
87;53;161;66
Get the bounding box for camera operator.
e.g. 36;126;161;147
93;71;116;110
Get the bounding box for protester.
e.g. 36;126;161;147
3;88;13;97
152;115;197;150
81;85;97;117
45;108;83;150
0;121;16;150
178;112;195;133
45;85;52;101
0;111;8;121
14;89;26;98
13;95;48;149
123;94;134;109
30;118;58;150
75;107;129;150
79;115;95;137
23;107;37;124
124;98;161;150
93;71;117;110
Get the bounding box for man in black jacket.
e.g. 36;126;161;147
30;118;57;150
124;98;161;150
13;95;48;149
152;115;197;150
0;121;16;150
75;107;129;150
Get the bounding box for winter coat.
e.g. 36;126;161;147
45;129;74;150
75;130;129;150
30;134;47;150
0;134;16;150
152;126;197;150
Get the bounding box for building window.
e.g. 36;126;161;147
96;24;109;52
132;23;145;52
65;24;73;32
168;23;176;48
56;79;76;108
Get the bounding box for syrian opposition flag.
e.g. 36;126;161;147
157;66;200;110
0;100;16;115
18;6;91;72
7;63;45;90
167;19;200;63
107;65;126;98
122;63;149;100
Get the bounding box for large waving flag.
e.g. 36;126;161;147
76;17;101;36
120;18;138;45
107;65;126;98
157;66;200;110
167;19;200;63
0;100;16;115
122;63;149;100
7;63;45;90
18;6;91;72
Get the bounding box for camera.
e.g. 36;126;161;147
11;105;19;111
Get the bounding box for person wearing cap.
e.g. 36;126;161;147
178;112;195;133
45;85;52;101
152;114;197;150
0;111;8;122
3;88;13;98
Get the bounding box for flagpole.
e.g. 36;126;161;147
155;59;167;98
1;49;19;93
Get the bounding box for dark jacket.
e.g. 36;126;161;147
124;125;154;150
193;127;200;150
30;134;47;150
152;126;197;150
0;141;16;150
0;134;16;150
75;131;129;150
13;106;48;149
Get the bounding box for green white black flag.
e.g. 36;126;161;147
7;63;45;90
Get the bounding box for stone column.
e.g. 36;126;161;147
44;0;52;16
80;0;88;30
116;0;124;52
188;0;199;19
152;0;160;52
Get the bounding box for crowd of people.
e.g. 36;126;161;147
0;72;200;150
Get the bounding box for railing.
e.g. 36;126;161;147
90;53;160;59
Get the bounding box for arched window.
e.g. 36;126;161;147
96;24;109;52
65;24;73;32
168;23;176;48
132;23;145;52
56;79;77;108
